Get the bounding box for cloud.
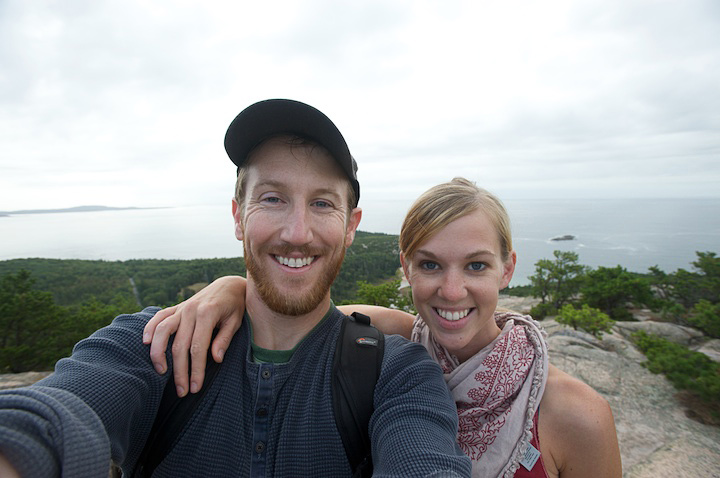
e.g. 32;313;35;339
0;0;718;211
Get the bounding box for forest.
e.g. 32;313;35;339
0;231;401;372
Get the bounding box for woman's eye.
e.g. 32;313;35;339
420;261;440;271
313;200;332;208
262;196;282;204
468;262;486;271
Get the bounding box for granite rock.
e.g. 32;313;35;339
542;319;720;477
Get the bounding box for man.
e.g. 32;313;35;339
0;99;471;477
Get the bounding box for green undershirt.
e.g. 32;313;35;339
249;303;335;364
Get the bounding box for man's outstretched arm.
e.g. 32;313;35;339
371;336;471;477
0;307;171;477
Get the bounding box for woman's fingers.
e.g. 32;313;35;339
211;315;242;363
143;305;178;344
170;306;200;397
149;313;181;374
188;317;216;394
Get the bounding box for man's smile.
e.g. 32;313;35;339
274;255;316;268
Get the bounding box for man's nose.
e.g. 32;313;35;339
279;205;314;245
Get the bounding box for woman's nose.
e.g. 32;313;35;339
438;271;467;302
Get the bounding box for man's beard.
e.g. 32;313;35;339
244;241;346;316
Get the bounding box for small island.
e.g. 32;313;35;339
550;234;576;241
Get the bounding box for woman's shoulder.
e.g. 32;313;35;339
538;364;622;477
542;364;612;420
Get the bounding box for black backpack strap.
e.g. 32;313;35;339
332;311;385;478
132;346;222;477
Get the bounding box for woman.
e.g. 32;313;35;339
144;178;622;477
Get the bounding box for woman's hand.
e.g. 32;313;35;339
143;276;247;397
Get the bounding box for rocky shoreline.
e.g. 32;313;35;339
2;296;719;477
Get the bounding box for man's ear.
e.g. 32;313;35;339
344;207;362;247
399;252;412;286
231;198;244;241
500;250;517;290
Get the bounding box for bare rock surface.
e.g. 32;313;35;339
497;294;539;314
542;319;720;477
0;371;52;390
697;339;720;363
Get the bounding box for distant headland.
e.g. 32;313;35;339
0;205;167;217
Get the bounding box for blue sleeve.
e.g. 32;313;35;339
370;335;471;477
0;307;170;477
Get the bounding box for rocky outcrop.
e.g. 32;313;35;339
498;296;720;476
542;319;720;477
0;371;52;390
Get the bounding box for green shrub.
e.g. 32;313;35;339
556;304;615;338
529;302;557;320
352;279;414;312
632;330;720;405
687;300;720;339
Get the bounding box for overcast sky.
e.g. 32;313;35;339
2;0;719;225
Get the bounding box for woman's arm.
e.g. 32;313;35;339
337;305;414;339
540;364;622;478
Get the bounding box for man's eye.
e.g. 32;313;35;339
468;262;486;271
262;196;282;204
313;200;332;208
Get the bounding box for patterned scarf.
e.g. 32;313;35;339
411;311;548;478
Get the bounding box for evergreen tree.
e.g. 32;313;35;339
529;250;588;318
0;270;69;372
580;266;654;320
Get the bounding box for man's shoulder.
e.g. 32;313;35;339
383;333;419;349
326;310;435;371
63;306;165;362
381;334;436;370
105;306;162;329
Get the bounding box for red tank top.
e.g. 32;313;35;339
513;410;549;478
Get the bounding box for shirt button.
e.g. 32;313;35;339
261;369;271;379
255;441;266;453
256;407;268;417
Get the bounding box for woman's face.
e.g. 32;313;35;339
401;208;516;362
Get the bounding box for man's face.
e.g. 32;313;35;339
233;138;362;317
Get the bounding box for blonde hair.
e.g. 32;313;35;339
399;177;513;262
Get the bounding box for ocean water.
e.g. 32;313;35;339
504;198;720;286
1;198;718;286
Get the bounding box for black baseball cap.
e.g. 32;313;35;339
224;99;360;206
